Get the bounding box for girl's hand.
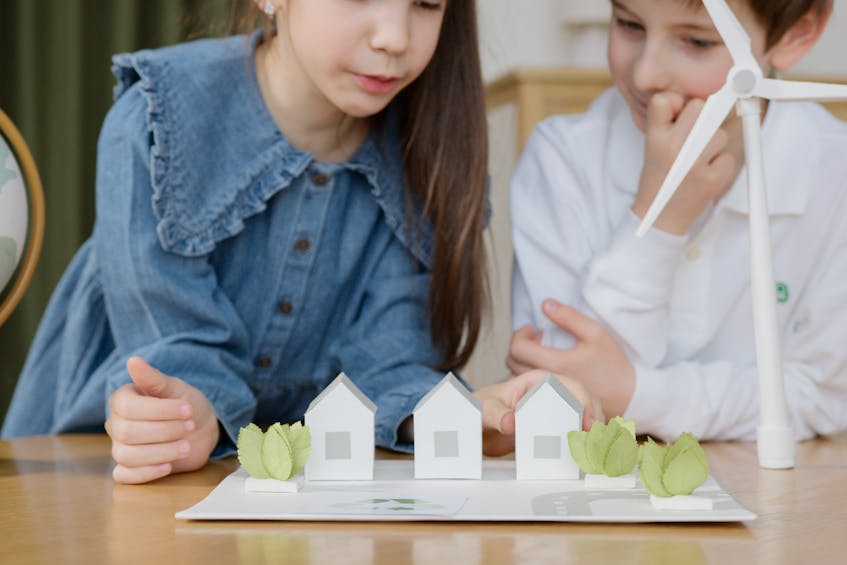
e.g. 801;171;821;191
507;300;636;418
105;357;220;484
473;369;603;456
631;92;736;235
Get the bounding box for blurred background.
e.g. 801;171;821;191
2;0;847;423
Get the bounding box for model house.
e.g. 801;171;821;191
413;372;482;479
515;374;583;480
304;372;377;481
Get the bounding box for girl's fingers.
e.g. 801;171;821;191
106;415;195;445
110;438;191;468
112;462;173;485
480;395;515;435
126;356;188;399
110;386;192;421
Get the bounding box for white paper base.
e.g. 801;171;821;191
650;494;714;511
245;474;304;493
584;473;637;489
176;460;752;523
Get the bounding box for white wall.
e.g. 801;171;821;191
798;2;847;77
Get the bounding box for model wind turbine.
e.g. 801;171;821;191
636;0;847;469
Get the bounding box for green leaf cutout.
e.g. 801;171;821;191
237;423;269;479
604;422;638;477
584;421;609;474
567;417;638;476
567;430;591;473
637;437;671;497
287;421;312;477
236;421;313;481
263;423;294;480
662;433;709;495
613;416;636;438
637;433;709;497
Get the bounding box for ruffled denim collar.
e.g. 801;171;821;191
111;32;432;267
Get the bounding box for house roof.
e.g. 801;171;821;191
413;372;482;413
306;372;377;414
515;374;584;413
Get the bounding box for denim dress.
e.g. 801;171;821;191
2;33;449;455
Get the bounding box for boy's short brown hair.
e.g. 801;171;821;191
684;0;831;48
748;0;831;48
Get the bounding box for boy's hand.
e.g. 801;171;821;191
631;92;737;235
105;356;220;484
473;369;603;456
505;324;544;375
507;300;635;419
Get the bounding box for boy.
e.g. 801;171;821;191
508;0;847;442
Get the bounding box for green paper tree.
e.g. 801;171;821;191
237;421;312;481
638;433;709;497
567;416;638;477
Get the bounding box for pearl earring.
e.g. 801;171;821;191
263;2;275;16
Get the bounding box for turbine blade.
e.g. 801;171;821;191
702;0;759;69
755;77;847;102
636;85;738;237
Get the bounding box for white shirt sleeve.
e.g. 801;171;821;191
582;211;688;366
510;120;601;350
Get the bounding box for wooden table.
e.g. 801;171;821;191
2;434;846;564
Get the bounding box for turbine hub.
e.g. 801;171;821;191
732;69;758;96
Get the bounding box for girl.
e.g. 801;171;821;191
3;0;597;483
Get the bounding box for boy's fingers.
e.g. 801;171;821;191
512;324;538;342
507;325;543;374
707;152;736;187
542;300;602;343
109;386;192;420
506;356;534;376
700;127;729;166
647;92;685;129
519;346;567;374
673;98;706;133
112;462;173;485
126;356;187;400
509;334;569;373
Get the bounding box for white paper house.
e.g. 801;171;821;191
304;372;377;481
413;372;482;479
515;374;583;480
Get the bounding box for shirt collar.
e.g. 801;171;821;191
719;101;813;216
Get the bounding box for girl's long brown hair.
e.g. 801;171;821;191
234;1;488;371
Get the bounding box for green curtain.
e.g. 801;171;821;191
0;0;234;423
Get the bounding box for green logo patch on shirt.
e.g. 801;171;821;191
776;282;790;304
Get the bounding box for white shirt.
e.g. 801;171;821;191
511;88;847;442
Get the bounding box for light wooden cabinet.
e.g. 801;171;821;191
485;68;613;150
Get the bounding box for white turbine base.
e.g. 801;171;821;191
756;425;795;469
